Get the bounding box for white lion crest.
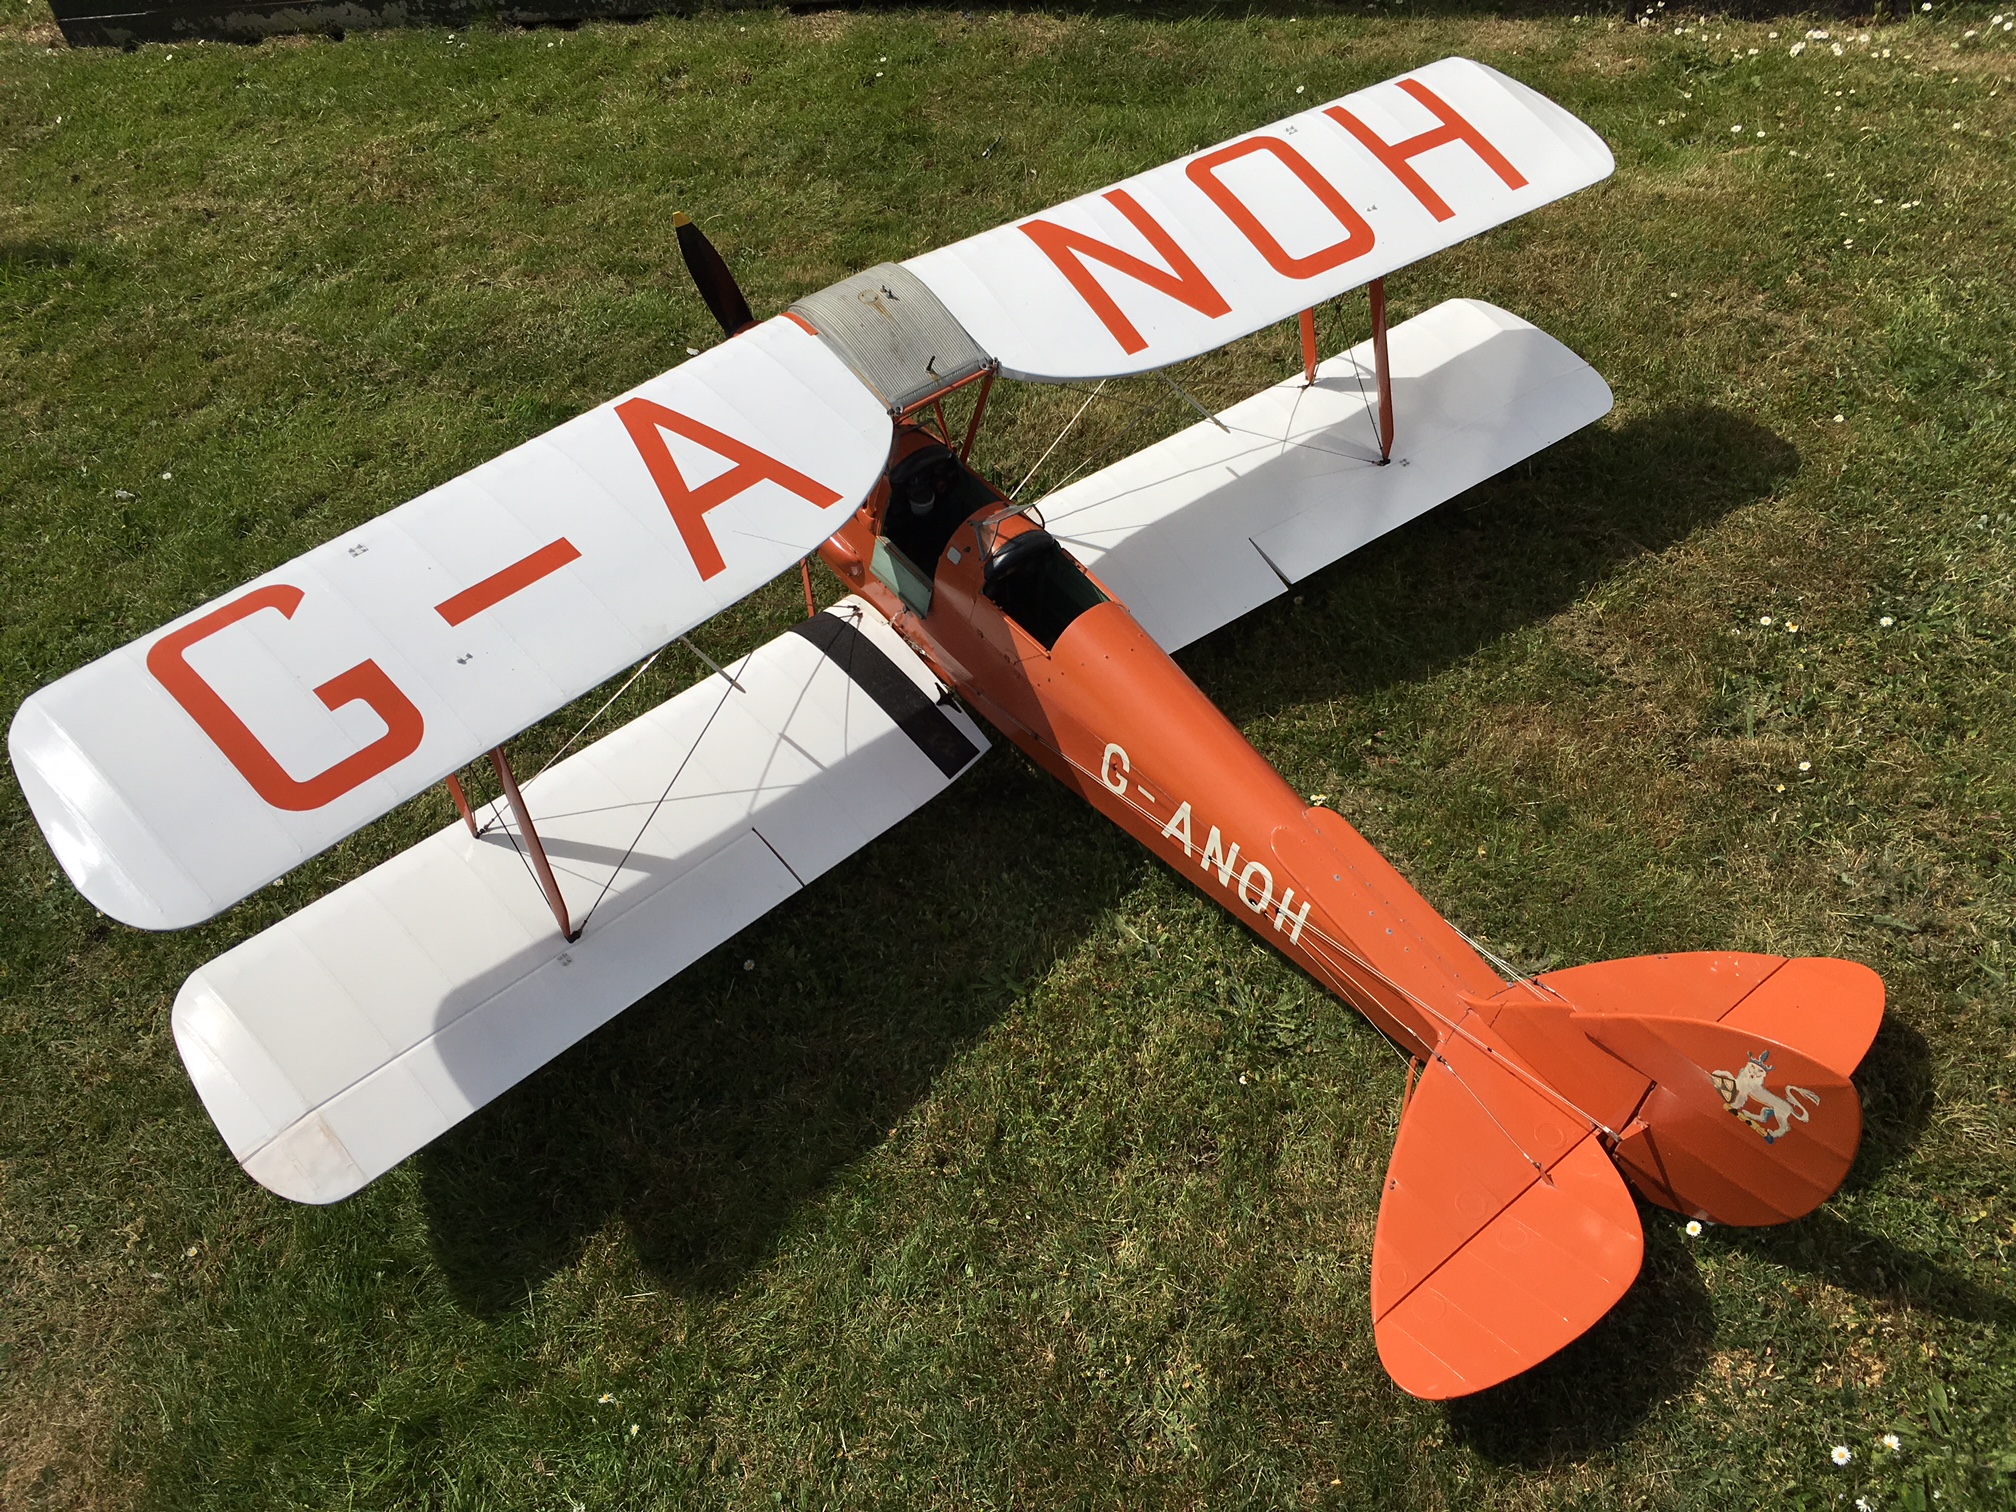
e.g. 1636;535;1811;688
1711;1050;1820;1144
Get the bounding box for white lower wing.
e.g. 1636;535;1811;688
1041;299;1613;651
172;598;986;1204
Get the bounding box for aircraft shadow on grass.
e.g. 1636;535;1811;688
1447;999;1986;1462
415;404;1924;1456
1451;1202;2011;1467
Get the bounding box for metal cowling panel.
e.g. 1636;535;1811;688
790;264;993;416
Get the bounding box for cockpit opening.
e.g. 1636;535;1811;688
981;528;1108;650
880;443;995;577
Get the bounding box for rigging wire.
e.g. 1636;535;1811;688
470;650;666;838
1153;370;1231;433
680;635;746;691
531;651;662;782
571;642;748;936
1426;1049;1549;1178
1345;339;1384;460
1024;376;1193;499
1012;379;1106;500
1039;402;1175;498
1443;917;1545;994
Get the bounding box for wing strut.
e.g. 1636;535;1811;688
488;747;577;942
960;368;996;461
1369;278;1395;462
445;773;478;836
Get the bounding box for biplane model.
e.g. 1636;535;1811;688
10;58;1884;1399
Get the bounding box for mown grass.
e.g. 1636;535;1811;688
3;3;2014;1508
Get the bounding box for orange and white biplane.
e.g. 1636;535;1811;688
10;59;1883;1398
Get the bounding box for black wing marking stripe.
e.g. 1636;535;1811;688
787;612;982;780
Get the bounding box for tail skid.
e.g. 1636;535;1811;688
1373;951;1883;1398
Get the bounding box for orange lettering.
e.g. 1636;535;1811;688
1186;136;1375;280
1325;79;1528;223
616;399;843;580
435;538;581;627
147;585;425;812
1019;190;1231;356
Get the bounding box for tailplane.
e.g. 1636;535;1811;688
1589;1012;1861;1226
1486;951;1881;1224
1373;951;1881;1397
1372;1030;1643;1399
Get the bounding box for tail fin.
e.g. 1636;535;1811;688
1372;952;1882;1396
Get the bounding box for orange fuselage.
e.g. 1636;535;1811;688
818;425;1881;1400
821;428;1505;1062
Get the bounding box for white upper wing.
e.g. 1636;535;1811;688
904;58;1611;381
9;317;891;931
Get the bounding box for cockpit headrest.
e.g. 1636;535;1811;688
982;527;1057;586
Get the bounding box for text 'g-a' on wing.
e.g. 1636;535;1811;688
9;318;892;930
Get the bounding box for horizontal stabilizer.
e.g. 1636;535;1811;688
1527;951;1884;1081
1373;1029;1642;1399
1482;953;1880;1224
907;58;1611;381
1042;299;1612;652
172;599;986;1204
11;317;892;931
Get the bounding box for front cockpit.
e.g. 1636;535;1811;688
879;442;993;587
977;524;1107;650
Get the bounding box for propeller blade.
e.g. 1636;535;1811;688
674;211;757;338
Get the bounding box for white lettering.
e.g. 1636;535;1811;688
1201;826;1241;886
1160;801;1194;857
1099;743;1130;795
1275;889;1312;944
1237;860;1274;913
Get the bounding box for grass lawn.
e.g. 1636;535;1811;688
4;1;2015;1506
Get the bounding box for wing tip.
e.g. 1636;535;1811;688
239;1115;373;1205
1446;54;1617;184
9;696;213;931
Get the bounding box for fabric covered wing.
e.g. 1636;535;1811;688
1372;1032;1643;1399
1041;299;1612;652
169;598;985;1204
9;318;891;931
905;58;1611;382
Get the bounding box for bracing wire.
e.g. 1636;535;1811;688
469;650;666;839
1153;370;1231;433
1012;380;1106;500
1040;386;1193;498
1345;341;1384;458
532;651;662;781
571;643;747;936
